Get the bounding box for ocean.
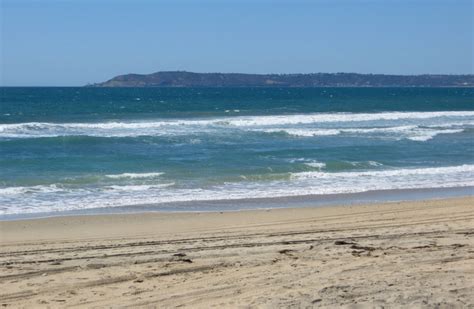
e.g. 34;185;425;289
0;87;473;218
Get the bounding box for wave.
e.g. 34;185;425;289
0;183;175;196
1;164;473;215
406;129;464;141
258;125;466;141
259;128;341;137
105;172;164;179
223;111;474;127
1;111;473;139
331;160;384;169
0;184;65;195
292;164;474;180
106;183;175;191
304;162;326;169
288;158;327;169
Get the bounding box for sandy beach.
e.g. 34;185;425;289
1;197;473;308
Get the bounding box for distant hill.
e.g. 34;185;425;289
89;71;474;87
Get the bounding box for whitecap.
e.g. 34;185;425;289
304;162;326;169
1;165;473;215
292;164;474;180
255;125;465;141
1;111;473;139
105;172;164;179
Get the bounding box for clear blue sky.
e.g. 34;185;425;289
1;0;473;86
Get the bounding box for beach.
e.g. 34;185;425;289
2;0;473;307
1;196;473;307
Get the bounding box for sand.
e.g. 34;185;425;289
1;197;473;308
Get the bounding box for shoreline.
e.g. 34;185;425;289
1;185;472;221
1;197;473;307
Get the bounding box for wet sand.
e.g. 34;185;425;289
1;197;473;307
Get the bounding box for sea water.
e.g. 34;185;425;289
0;87;473;217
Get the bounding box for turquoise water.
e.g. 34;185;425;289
0;87;473;215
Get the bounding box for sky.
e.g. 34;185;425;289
1;0;473;86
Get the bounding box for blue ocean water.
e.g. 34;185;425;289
0;87;473;216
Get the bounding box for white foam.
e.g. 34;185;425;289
292;164;474;179
406;129;464;141
224;111;474;127
304;162;326;169
368;161;383;167
0;184;65;196
105;172;164;179
259;128;340;137
106;183;175;191
256;125;465;141
339;160;384;168
288;158;326;169
1;164;473;215
1;111;473;139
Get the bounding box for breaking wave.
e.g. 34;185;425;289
259;126;465;141
1;164;473;215
0;111;473;139
105;172;164;179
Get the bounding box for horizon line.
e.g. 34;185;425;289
2;71;473;87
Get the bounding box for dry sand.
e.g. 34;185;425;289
1;197;473;308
